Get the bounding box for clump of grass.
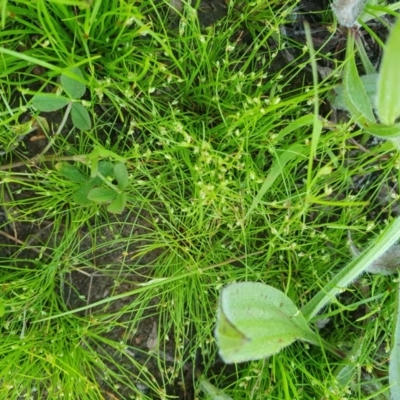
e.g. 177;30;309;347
0;0;399;399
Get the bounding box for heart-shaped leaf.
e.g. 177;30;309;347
32;94;69;112
61;66;86;99
71;102;91;130
215;282;319;363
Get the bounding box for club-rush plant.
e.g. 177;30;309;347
215;16;400;400
32;66;91;131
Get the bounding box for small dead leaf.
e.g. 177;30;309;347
146;321;158;350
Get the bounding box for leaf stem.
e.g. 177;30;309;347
37;101;73;158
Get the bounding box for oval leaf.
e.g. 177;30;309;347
97;161;115;179
55;162;87;183
107;192;126;214
72;183;96;205
215;282;318;363
87;187;116;203
114;163;128;190
32;94;69;112
71;102;91;130
61;67;86;99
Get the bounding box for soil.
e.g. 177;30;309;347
0;1;395;399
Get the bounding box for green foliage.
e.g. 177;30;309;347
376;17;400;125
215;216;400;396
32;66;91;130
31;94;70;112
337;18;400;142
215;282;319;363
56;159;129;214
1;0;399;398
70;102;91;130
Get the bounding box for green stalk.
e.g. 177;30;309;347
302;216;400;321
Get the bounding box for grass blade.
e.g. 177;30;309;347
302;216;400;321
389;282;400;399
245;143;305;219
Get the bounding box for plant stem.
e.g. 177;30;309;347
38;101;73;158
0;154;86;171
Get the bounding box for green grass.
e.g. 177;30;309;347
0;0;399;399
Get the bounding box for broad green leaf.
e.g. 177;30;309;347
245;143;305;219
343;34;376;122
72;182;96;205
87;187;117;203
97;161;115;179
89;161;116;184
107;192;126;214
61;66;86;99
389;283;400;400
114;163;129;190
215;282;319;363
333;74;378;111
71;102;91;130
302;216;400;321
55;162;87;183
376;18;400;125
32;94;69;112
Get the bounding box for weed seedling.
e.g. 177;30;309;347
32;66;91;131
56;147;128;214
